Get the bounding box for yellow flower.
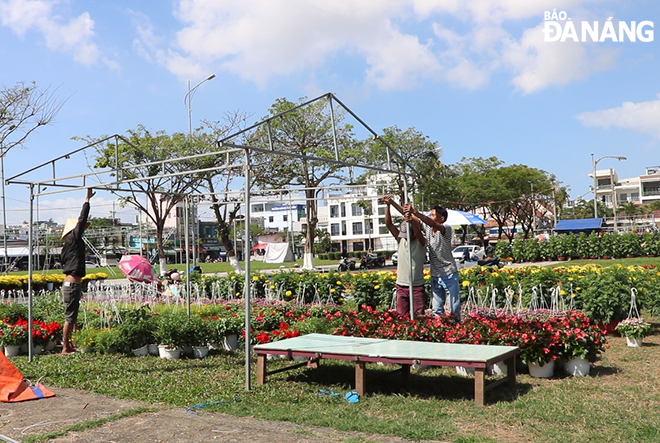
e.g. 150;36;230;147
374;285;380;290
568;277;573;281
462;280;470;287
270;285;275;289
252;276;259;281
330;288;336;293
230;276;236;280
285;290;292;296
336;281;342;285
560;290;566;295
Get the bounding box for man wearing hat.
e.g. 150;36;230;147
60;188;94;354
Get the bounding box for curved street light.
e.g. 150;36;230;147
592;153;627;218
184;73;216;135
183;73;215;266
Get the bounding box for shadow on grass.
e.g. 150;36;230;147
284;361;532;404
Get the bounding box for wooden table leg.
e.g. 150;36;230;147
506;356;516;388
355;361;366;396
256;354;267;385
474;367;485;406
401;363;410;381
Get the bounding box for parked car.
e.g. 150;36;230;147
391;252;429;265
85;261;99;268
452;245;485;262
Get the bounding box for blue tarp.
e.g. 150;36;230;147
553;218;603;233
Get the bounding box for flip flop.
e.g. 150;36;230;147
344;390;359;403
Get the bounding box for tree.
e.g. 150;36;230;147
363;125;440;204
618;202;640;221
87;126;199;274
246;96;358;269
1;81;63;268
0;81;63;155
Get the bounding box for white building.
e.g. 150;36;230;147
590;166;660;208
325;174;400;253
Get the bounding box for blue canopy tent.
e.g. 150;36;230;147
553;218;603;233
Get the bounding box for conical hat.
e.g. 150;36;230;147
61;218;90;239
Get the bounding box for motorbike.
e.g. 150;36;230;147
338;256;357;272
359;253;386;269
477;257;505;268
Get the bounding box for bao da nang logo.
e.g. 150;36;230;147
543;10;654;42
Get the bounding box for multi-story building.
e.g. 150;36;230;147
590;166;660;208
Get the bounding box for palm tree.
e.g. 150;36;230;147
618;202;640;221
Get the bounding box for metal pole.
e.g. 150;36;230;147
27;185;34;362
592;153;598;218
1;155;7;271
183;197;191;317
531;182;536;235
403;179;414;320
244;150;252;391
611;168;617;231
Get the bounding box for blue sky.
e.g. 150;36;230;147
0;0;658;225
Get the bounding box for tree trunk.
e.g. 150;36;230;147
156;223;167;276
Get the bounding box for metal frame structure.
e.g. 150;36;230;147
6;92;419;390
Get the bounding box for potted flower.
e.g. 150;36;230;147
0;321;28;356
72;327;101;353
153;313;189;358
207;313;244;351
558;312;607;376
615;318;652;347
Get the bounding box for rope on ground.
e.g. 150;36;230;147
185;397;237;414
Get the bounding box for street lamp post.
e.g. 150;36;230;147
184;74;216;136
183;73;215;266
592;153;627;219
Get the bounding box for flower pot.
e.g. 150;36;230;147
625;336;643;348
181;345;194;356
222;334;239;351
45;341;57;352
456;366;475;377
148;344;159;355
489;361;508;376
528;360;555;378
564;357;590;376
158;345;181;359
192;346;209;359
4;345;21;357
132;344;149;357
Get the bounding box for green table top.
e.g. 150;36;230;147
254;333;518;363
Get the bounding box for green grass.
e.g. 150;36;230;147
14;329;660;442
12;258;339;279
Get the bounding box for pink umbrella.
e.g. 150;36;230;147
118;255;159;283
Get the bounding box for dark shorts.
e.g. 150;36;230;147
62;281;82;324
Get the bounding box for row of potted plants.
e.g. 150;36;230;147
0;272;108;291
0;318;62;351
494;231;660;263
182;264;660;324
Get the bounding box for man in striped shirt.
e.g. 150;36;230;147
407;204;460;320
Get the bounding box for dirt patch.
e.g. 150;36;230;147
0;388;446;442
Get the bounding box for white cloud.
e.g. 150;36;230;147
503;23;616;94
576;95;660;138
0;0;104;65
133;0;620;93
